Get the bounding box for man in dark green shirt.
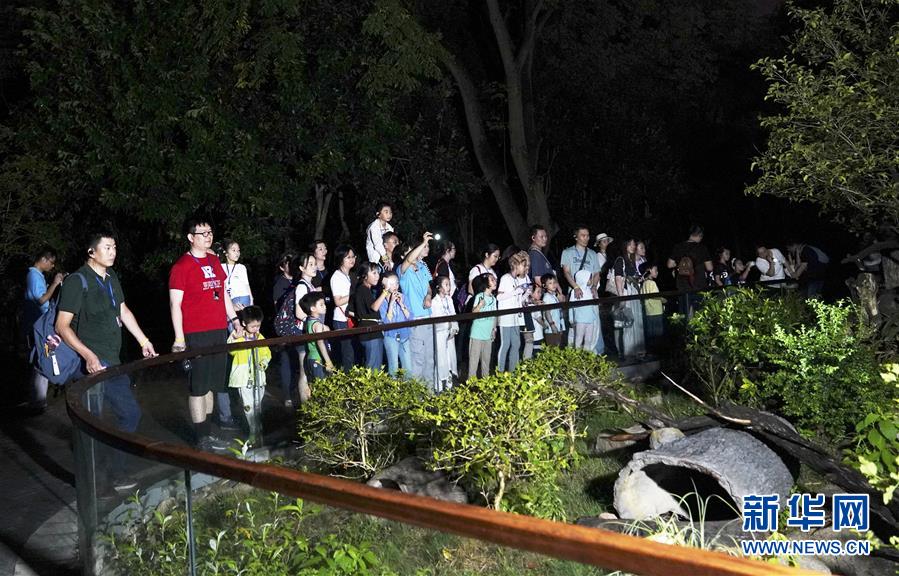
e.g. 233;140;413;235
56;232;157;491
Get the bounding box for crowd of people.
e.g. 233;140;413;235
22;202;831;459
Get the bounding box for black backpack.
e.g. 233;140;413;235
273;286;300;336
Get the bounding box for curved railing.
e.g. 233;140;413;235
67;280;817;576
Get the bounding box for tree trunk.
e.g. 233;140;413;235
314;183;333;240
439;54;529;244
430;1;555;245
337;188;351;242
493;470;506;510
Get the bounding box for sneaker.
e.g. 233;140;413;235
197;435;230;452
217;417;241;431
113;476;139;492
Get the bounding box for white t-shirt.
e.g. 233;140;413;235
468;264;496;285
497;274;528;327
224;262;252;299
531;309;544;341
756;248;786;281
365;219;394;263
330;270;352;322
430;294;456;319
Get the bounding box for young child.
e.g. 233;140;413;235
378;272;413;376
365;201;395;268
430;275;459;392
496;251;530;372
526;284;545;358
300;292;335;382
227;306;271;447
468;273;497;379
640;263;666;352
222;239;253;311
541;273;566;347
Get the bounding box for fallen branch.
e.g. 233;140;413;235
660;372;751;426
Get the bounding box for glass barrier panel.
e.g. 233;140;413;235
74;420;190;576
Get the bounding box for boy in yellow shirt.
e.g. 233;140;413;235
228;306;271;446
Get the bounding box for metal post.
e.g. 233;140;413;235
184;470;197;576
431;323;439;393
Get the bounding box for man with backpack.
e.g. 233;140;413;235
23;247;65;412
55;232;157;491
667;225;713;317
561;226;601;350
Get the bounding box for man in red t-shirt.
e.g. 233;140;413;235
169;218;242;451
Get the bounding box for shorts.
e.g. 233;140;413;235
185;329;228;396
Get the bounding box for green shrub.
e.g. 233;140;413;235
107;491;395;576
851;364;899;503
298;367;428;479
410;372;580;515
516;346;621;391
754;300;886;437
686;288;807;404
687;290;887;438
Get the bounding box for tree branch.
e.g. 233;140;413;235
516;0;546;68
486;0;518;75
436;50;528;241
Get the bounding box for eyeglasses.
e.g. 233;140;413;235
192;230;214;238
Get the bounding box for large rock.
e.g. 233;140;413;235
649;427;685;449
614;428;792;521
367;457;468;504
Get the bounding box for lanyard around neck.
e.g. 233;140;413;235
189;253;213;273
94;276;117;310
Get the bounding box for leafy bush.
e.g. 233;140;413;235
754;300;885;437
516;346;621;391
410;372;580;515
851;364;899;503
687;290;886;438
298;367;428;479
687;288;807;404
107;491;395;576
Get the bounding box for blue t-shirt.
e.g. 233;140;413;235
398;261;432;319
470;293;497;340
528;248;554;284
378;299;412;341
24;267;49;330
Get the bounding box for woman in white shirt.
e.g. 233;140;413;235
222;239;253;310
330;244;357;370
467;243;501;296
496;251;530;372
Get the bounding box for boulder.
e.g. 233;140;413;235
614;428;792;521
649;427;685;449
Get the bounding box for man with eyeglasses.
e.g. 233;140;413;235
169;218;242;452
